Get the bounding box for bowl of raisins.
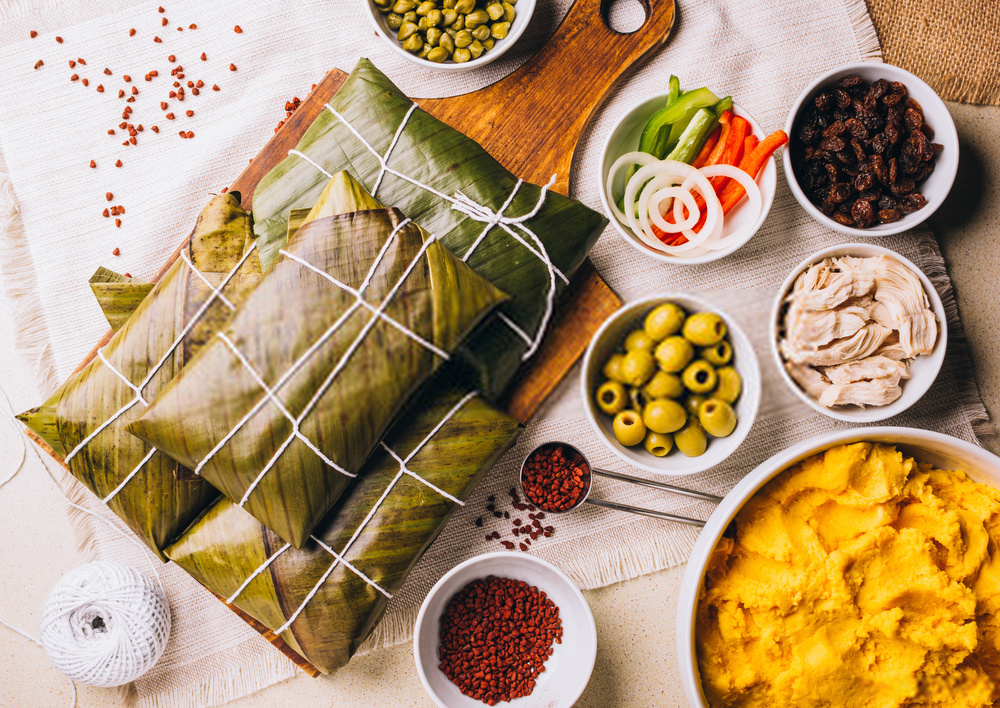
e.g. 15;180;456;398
783;62;958;236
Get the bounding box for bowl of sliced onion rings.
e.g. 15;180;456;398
599;90;783;265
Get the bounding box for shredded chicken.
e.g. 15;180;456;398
778;254;938;409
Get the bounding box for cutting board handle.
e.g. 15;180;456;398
419;0;676;195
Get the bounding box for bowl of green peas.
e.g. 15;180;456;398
581;293;761;476
366;0;534;69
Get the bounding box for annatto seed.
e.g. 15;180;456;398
89;160;96;168
30;30;38;38
200;52;207;61
234;25;243;33
129;28;136;36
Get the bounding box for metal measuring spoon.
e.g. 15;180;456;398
518;441;721;527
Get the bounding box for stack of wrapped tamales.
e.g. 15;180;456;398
19;59;607;674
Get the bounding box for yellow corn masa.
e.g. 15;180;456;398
696;442;1000;707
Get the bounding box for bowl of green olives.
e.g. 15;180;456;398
366;0;534;69
581;294;761;475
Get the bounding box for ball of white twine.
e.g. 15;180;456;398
39;561;171;688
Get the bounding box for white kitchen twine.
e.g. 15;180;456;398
39;561;171;688
0;385;167;706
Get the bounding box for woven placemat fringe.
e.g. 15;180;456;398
845;0;884;61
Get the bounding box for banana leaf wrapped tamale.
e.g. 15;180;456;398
129;196;508;548
252;58;608;399
166;383;521;674
17;193;261;558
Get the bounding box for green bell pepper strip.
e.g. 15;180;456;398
665;108;719;164
637;86;721;160
714;96;733;116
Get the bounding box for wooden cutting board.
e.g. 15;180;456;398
28;0;675;676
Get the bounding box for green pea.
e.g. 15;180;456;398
425;27;442;46
486;2;505;20
502;1;515;21
415;1;436;15
427;46;450;62
465;9;490;27
491;21;510;39
417;15;430;29
403;10;417;22
468;39;484;58
453;47;472;63
427;8;443;25
401;33;424;52
439;31;455;53
483;37;494;50
441;8;458;24
454;0;475;12
397;21;420;39
386;12;404;29
392;0;416;13
454;29;473;47
471;24;490;40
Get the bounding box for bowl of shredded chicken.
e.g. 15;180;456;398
772;243;946;422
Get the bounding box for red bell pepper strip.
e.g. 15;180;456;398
716;129;789;212
691;125;722;169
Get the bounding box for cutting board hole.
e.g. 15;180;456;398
604;0;647;34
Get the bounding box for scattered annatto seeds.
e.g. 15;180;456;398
168;54;175;62
136;124;143;132
195;79;204;88
77;58;86;65
191;87;199;95
89;160;96;168
129;28;136;37
102;208;109;217
118;89;125;98
185;109;194;117
124;272;132;278
70;74;79;81
82;78;89;86
229;63;237;71
115;218;122;228
154;36;162;43
131;86;138;95
96;84;104;92
160;101;168;109
30;30;38;38
150;70;158;77
107;129;115;135
129;136;136;144
177;26;183;31
212;84;220;91
234;25;243;33
200;52;207;61
69;60;76;68
126;96;135;103
104;67;112;75
106;192;114;201
123;74;131;82
55;36;63;43
113;247;121;256
151;125;159;133
115;159;123;167
161;16;168;26
186;80;193;87
165;112;175;119
189;23;196;29
33;60;43;70
158;5;164;11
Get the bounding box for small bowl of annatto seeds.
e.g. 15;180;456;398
366;0;535;70
784;61;959;236
582;293;761;476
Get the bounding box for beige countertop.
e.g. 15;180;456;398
1;100;997;708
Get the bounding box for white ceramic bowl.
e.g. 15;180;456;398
366;0;536;71
413;552;597;708
598;94;778;265
581;293;762;476
772;242;947;422
676;427;1000;707
783;61;959;237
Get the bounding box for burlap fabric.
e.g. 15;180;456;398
866;0;1000;105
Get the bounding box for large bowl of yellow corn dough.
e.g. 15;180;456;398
677;428;1000;707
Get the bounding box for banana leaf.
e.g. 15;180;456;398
17;193;262;559
129;201;508;548
89;268;154;333
251;58;608;400
166;383;521;674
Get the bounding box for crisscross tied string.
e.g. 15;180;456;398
225;392;477;635
61;243;257;504
290;101;565;361
195;216;450;509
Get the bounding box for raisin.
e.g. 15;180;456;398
798;123;821;145
837;200;854;214
851;199;875;227
899;193;928;212
845;118;869;140
882;91;902;107
833;211;855;226
870;132;889;154
854;172;875;192
824;163;840;182
834;88;852;109
820;136;846;152
877;208;902;224
905;97;923;113
904;107;923;132
829;182;852;203
836;74;863;91
858;188;882;202
814;92;833;112
890;178;916;196
888;157;898;184
878;195;899;211
836;149;856;165
883;123;900;146
823;121;847;137
932;142;944;154
820;196;838;215
832;108;851;123
886;104;905;125
913;162;935;181
868;78;889;101
859;111;884;131
889;81;907;96
851;138;866;163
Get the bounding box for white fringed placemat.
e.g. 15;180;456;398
0;0;988;706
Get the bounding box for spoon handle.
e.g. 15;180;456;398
584;498;706;527
591;468;722;504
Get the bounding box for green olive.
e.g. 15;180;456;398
425;26;442;45
702;339;733;366
454;0;475;12
674;419;708;457
645;303;686;341
682;360;717;394
482;37;495;50
439;31;455;53
486;2;505;20
628;386;645;413
441;8;458;24
655;336;695;373
392;0;416;13
502;1;516;22
386;12;404;30
699;399;737;438
453;47;472;62
603;353;627;384
596;381;627;416
644;431;673;457
643;399;687;434
454;29;473;47
613;410;646;447
465;9;490;27
621;349;656;387
468;39;484;58
470;24;491;40
645;371;683;400
415;0;436;15
397;21;420;39
490;21;510;39
427;8;443;25
427;46;450;62
401;33;424;51
715;367;742;403
685;395;707;417
683;312;727;347
624;328;655;352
